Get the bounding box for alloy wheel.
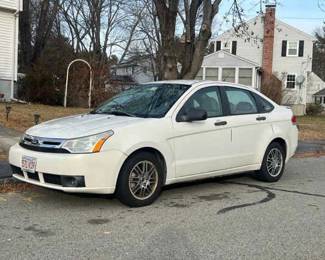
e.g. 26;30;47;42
266;148;283;177
128;160;158;200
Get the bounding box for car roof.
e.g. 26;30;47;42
145;80;277;106
145;80;200;85
145;80;255;91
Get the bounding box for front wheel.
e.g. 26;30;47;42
255;142;286;182
116;152;163;207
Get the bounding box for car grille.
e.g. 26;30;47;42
19;134;70;153
10;165;24;177
27;172;40;181
43;173;62;186
10;165;85;187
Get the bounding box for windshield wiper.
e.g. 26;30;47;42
103;110;136;117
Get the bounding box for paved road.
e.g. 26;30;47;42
0;157;324;259
297;140;325;154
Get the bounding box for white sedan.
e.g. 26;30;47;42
9;80;298;207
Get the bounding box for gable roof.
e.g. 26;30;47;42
314;88;325;96
202;50;260;67
211;15;316;42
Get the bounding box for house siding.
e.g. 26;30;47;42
273;21;314;107
0;0;20;100
0;0;22;11
209;14;320;114
307;72;325;104
0;10;15;81
216;16;265;66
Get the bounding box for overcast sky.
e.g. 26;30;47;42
215;0;325;36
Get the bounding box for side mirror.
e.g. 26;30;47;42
178;108;208;122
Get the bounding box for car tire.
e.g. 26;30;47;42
254;142;286;182
116;151;163;207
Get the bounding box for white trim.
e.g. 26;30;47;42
252;68;257;89
235;67;239;84
238;67;254;87
221;40;232;53
286;41;299;57
203;50;260;67
201;66;257;88
285;73;297;89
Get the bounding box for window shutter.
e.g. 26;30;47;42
298;40;304;57
216;41;221;51
281;41;287;57
231;41;237;55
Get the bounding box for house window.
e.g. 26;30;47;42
222;41;232;53
238;68;253;86
205;68;219;81
286;74;296;89
222;68;236;83
315;97;321;104
287;41;298;56
195;68;203;80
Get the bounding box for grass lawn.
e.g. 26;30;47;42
297;115;325;140
0;103;324;141
0;103;89;133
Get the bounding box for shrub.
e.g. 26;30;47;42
260;72;283;104
19;36;75;105
306;103;323;115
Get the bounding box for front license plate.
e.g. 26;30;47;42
21;156;37;173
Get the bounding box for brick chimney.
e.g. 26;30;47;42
262;4;276;77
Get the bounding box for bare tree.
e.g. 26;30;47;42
31;0;62;63
19;0;32;71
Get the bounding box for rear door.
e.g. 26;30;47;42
221;86;274;167
171;86;233;178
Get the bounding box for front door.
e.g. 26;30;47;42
171;86;232;178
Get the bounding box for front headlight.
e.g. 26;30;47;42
61;130;114;153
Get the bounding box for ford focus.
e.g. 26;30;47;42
9;80;298;207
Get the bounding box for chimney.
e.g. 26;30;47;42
262;4;276;77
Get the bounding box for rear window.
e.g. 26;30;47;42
224;87;258;115
254;94;274;113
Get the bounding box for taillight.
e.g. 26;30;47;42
291;115;297;125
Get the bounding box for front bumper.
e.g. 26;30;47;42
9;143;127;194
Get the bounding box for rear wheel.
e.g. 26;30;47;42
255;142;286;182
116;152;163;207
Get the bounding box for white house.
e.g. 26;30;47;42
0;0;22;100
198;4;325;115
111;56;155;84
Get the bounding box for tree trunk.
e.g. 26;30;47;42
154;0;179;80
19;0;32;72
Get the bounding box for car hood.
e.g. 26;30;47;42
26;113;149;139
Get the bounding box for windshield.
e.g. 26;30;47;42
91;84;190;118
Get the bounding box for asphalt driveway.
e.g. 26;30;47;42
0;156;324;259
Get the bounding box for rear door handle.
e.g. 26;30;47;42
256;116;266;121
214;121;227;126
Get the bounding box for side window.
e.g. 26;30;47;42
178;87;223;118
254;94;274;113
225;87;258;115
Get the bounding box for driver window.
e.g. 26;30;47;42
178;87;223;118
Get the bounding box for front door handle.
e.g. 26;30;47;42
256;116;266;121
214;121;227;126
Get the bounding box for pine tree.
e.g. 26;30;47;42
312;24;325;81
